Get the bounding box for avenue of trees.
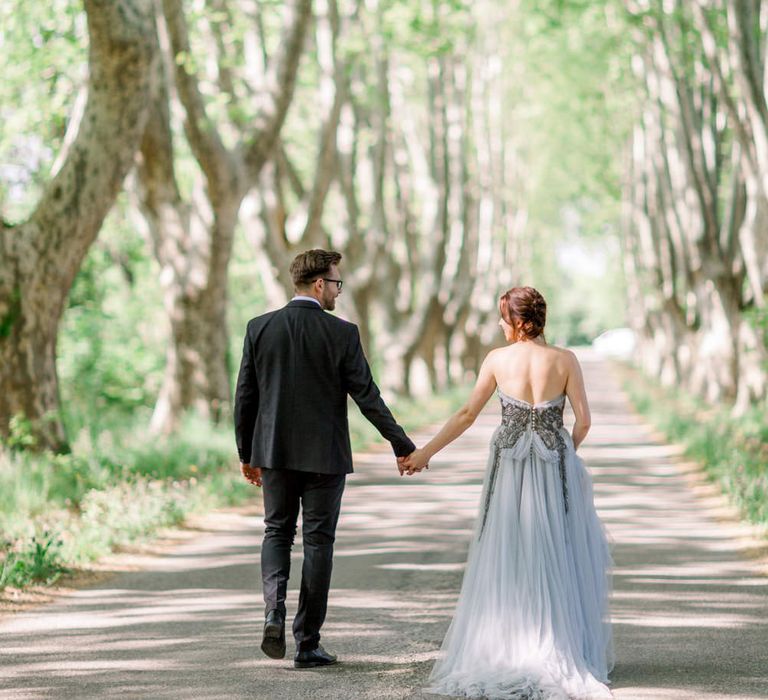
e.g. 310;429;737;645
623;0;768;412
0;0;765;452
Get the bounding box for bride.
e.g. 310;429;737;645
403;286;613;699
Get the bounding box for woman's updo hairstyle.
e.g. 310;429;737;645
498;286;547;340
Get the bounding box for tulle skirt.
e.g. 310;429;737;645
426;428;613;699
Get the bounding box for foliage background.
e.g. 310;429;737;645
4;0;765;589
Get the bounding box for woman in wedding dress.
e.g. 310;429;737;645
404;287;613;700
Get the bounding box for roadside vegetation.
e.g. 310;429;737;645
0;386;468;591
620;365;768;532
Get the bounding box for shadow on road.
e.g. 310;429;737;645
1;351;767;699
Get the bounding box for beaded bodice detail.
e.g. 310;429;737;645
479;391;569;536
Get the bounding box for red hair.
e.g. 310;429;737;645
498;287;547;340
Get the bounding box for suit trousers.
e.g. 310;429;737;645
260;468;346;652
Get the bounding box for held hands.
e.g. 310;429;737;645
398;448;430;476
240;462;262;487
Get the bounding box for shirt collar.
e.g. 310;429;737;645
291;295;322;307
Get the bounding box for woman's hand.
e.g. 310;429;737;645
401;448;430;475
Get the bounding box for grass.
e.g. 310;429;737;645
619;364;768;530
0;416;249;583
0;533;68;589
0;385;469;591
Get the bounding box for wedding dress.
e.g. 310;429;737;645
426;390;613;699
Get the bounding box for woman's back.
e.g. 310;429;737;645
490;342;572;405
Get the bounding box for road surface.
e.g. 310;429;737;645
1;351;767;699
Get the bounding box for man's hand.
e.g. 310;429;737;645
241;462;262;487
399;449;429;476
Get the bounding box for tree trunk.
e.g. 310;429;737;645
691;0;768;303
140;0;312;434
622;4;766;407
244;0;345;315
0;0;157;450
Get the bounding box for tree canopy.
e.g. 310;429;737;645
0;0;765;450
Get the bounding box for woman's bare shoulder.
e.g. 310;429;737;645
542;345;580;375
544;344;577;359
483;345;508;366
487;344;516;358
544;345;575;359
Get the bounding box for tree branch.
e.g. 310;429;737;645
28;0;157;296
242;0;313;180
161;0;236;203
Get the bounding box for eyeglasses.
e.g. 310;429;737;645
321;278;343;291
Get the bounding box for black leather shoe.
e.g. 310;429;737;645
261;610;286;659
294;645;338;669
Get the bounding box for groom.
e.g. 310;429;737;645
234;249;417;669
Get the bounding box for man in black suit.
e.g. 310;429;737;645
234;249;417;669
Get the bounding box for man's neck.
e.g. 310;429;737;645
292;294;322;306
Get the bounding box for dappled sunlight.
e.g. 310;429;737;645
376;562;466;572
4;658;186;677
333;543;457;558
613;577;768;588
328;589;430;611
330;651;438;664
609;687;747;700
613;612;761;630
1;353;767;698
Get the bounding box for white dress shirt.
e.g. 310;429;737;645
292;295;321;306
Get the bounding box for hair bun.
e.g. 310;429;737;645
498;286;547;340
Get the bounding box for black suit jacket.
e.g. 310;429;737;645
234;300;415;474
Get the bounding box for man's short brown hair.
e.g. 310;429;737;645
290;249;342;288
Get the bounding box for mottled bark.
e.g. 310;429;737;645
135;57;232;433
245;0;345;311
691;0;768;303
374;53;452;393
344;2;525;392
138;0;312;434
246;0;527;395
0;0;157;450
623;4;766;406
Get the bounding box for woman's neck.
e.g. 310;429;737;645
515;335;547;346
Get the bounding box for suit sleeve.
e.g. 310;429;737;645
234;323;259;464
342;324;416;457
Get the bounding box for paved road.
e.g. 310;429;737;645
1;351;767;699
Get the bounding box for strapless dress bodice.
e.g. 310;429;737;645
496;389;566;450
